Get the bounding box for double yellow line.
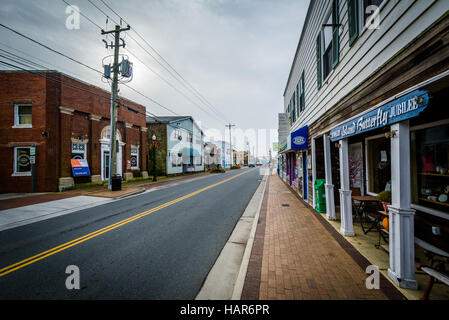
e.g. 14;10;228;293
0;169;255;277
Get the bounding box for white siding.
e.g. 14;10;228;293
284;0;448;134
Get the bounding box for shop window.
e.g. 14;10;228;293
366;136;390;194
14;105;32;127
130;146;139;169
14;147;31;174
411;124;449;214
71;143;86;159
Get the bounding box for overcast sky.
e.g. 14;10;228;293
0;0;309;155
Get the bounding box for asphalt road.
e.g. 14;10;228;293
0;167;262;299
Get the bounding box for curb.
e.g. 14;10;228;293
113;187;147;200
231;174;268;300
195;171;269;300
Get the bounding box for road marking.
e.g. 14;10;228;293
0;168;256;277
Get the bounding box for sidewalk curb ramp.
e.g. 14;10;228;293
195;172;268;300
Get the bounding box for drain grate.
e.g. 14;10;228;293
281;203;290;207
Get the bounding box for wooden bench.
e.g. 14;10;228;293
418;265;449;300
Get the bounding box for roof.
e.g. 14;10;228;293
146;116;191;124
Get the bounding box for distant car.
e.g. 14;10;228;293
256;161;263;166
248;163;255;167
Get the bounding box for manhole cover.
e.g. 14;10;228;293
281;204;290;207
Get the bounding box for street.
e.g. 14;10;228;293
0;168;261;299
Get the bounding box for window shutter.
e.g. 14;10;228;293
301;70;305;111
316;33;322;89
296;82;300;115
348;0;359;46
332;0;340;67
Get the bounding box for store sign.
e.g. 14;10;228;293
289;126;308;150
329;89;430;141
71;159;91;177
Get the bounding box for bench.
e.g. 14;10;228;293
418;265;449;300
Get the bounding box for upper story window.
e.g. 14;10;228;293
299;70;305;112
14;104;32;128
187;132;193;143
317;0;340;88
348;0;384;46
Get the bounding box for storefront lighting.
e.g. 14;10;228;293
335;142;341;148
385;130;397;139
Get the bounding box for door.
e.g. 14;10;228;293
103;151;110;180
303;151;308;200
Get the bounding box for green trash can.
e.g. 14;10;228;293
314;179;326;213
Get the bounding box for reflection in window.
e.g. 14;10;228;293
366;136;391;194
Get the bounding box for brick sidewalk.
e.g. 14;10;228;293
241;174;405;300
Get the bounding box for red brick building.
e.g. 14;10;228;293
0;70;148;193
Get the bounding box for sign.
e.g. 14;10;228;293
330;89;429;141
272;143;279;152
290;126;308;150
30;147;36;156
30;155;36;164
71;159;91;177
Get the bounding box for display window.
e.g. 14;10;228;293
411;123;449;214
365;135;391;195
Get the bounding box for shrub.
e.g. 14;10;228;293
209;167;225;173
377;190;392;203
231;165;241;170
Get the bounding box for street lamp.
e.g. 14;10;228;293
152;134;158;182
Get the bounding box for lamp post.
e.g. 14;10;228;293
152;134;157;182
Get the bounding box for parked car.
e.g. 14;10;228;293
248;163;255;167
256;161;262;166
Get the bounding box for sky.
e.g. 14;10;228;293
0;0;309;156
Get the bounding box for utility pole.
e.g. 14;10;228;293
225;123;235;166
101;24;130;190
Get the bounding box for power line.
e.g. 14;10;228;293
92;0;231;123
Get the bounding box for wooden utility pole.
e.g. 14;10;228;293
101;24;130;190
225;123;235;166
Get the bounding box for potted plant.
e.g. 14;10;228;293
377;190;392;213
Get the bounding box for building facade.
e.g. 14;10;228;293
0;70;147;193
281;0;449;289
146;116;204;175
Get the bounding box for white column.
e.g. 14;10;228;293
339;138;354;236
387;120;418;289
323;134;336;220
312;137;317;209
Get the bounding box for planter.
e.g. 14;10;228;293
382;201;390;213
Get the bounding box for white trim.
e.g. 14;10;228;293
58;106;74;115
410;118;449;132
411;204;449;221
12;124;32;129
11;172;32;177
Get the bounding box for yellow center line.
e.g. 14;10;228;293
0;168;256;277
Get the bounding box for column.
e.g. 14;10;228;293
323;134;336;220
387;120;418;289
339;138;354;236
58;106;74;191
140;127;148;178
312;137;317;208
89;114;101;182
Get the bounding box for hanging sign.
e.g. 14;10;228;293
288;126;308;150
71;159;91;177
329;89;430;141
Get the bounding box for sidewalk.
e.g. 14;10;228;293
240;174;406;300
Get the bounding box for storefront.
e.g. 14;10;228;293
317;72;449;289
280;126;309;199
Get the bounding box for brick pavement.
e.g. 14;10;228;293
242;174;405;300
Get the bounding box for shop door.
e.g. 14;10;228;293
303;151;308;200
349;142;364;195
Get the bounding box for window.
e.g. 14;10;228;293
411;124;449;215
71;143;86;159
299;70;305;112
187;132;193;143
317;0;339;86
348;0;384;46
366;136;391;195
14;105;32;127
14;147;31;174
130;146;139;169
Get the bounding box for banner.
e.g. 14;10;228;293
71;159;91;177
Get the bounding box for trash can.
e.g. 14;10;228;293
314;179;326;213
111;174;122;191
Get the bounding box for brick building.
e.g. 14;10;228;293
0;70;148;193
